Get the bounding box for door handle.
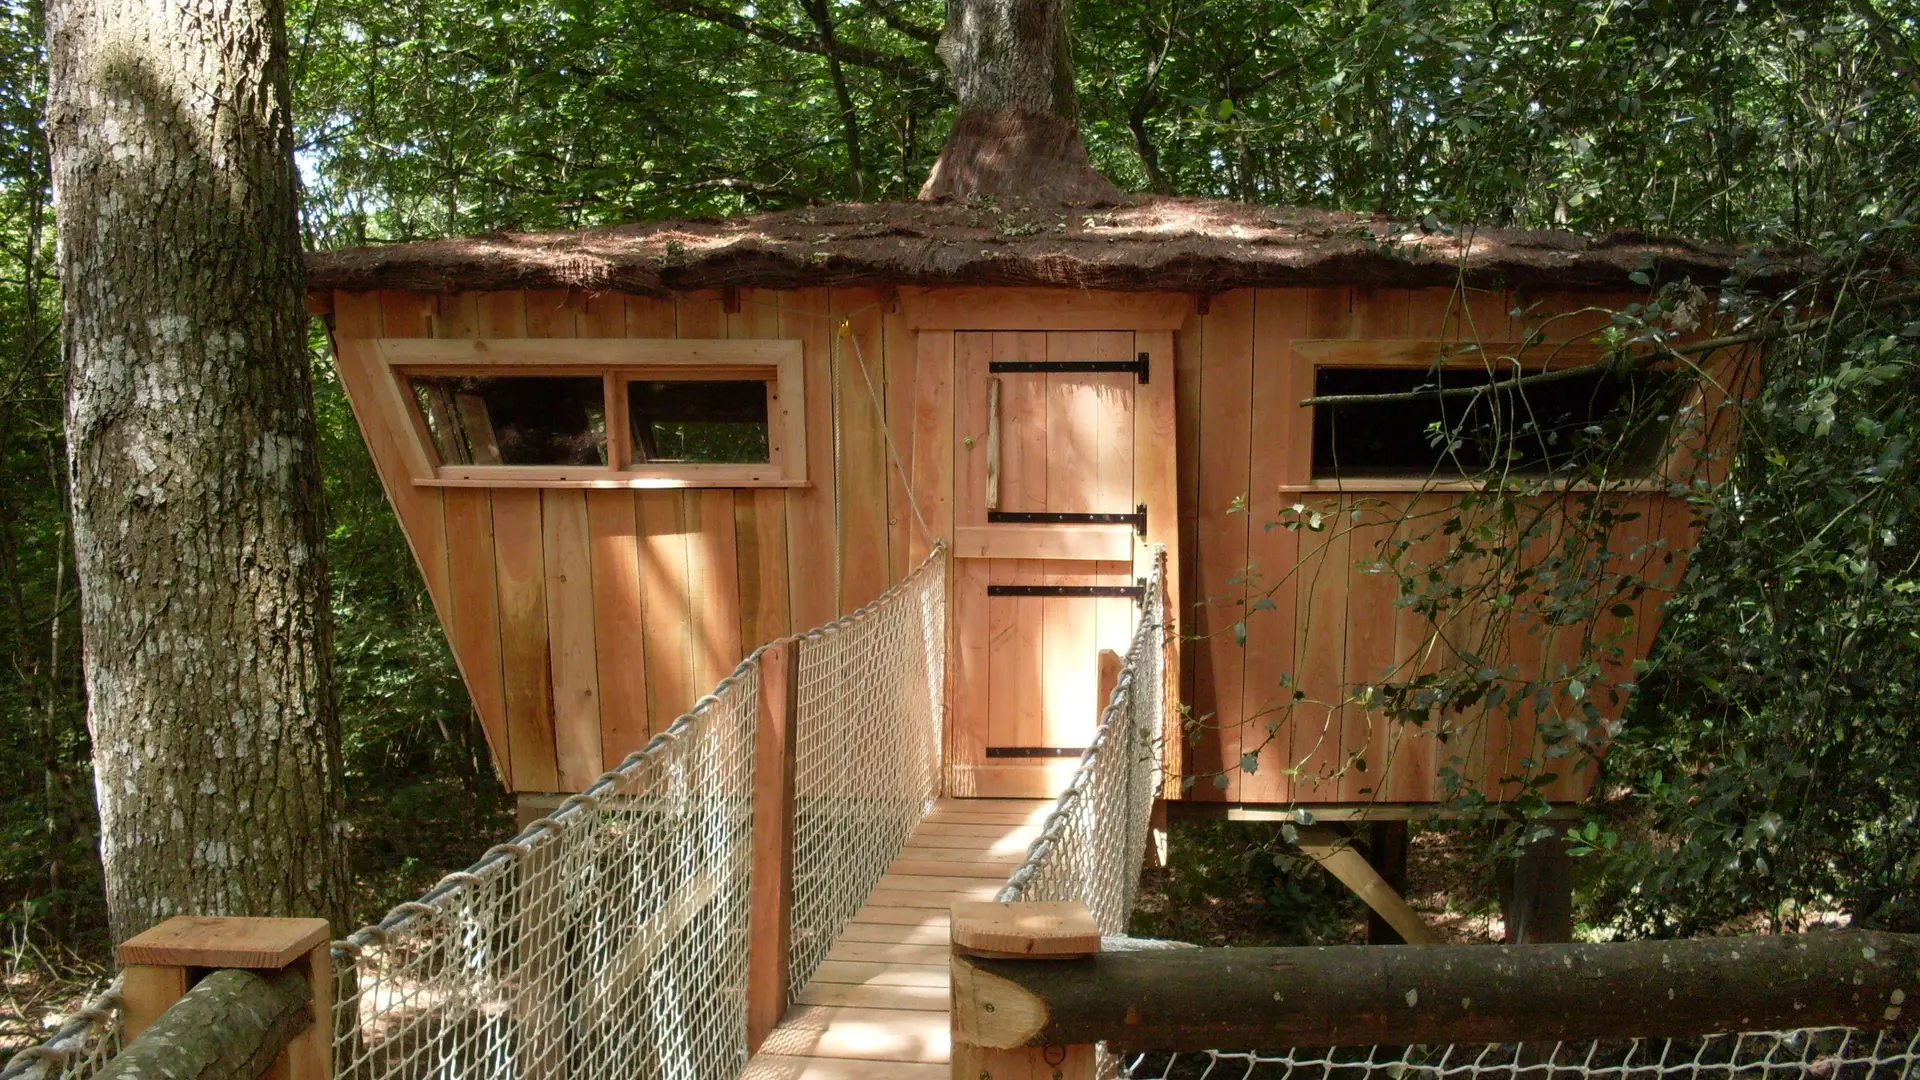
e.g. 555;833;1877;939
985;376;1001;510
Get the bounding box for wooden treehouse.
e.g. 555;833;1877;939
306;197;1746;846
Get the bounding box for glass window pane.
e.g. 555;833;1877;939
627;379;771;464
1311;366;1679;479
409;375;606;466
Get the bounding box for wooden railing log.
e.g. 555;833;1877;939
956;931;1920;1050
95;967;310;1080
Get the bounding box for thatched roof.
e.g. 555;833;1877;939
305;196;1781;296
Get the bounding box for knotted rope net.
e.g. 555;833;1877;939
998;545;1167;935
1116;1027;1920;1080
787;546;946;994
330;658;761;1080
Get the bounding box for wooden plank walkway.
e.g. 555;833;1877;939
740;797;1055;1080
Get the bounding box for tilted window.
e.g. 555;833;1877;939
1310;364;1680;480
377;338;806;488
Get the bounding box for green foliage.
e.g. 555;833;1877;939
1591;264;1920;934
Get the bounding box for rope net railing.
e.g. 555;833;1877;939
331;659;762;1080
0;979;123;1080
1115;1027;1920;1080
998;545;1167;936
787;545;947;994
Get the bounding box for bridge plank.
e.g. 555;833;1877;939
808;961;948;988
837;922;949;946
826;941;948;965
758;1005;950;1064
740;1054;947;1080
795;983;948;1011
848;907;950;928
865;887;999;909
913;822;1042;838
887;858;1021;879
878;874;1009;893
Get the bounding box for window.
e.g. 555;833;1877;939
411;375;607;466
379;337;806;487
627;379;770;464
1311;365;1680;480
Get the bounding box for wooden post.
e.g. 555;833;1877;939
1503;832;1573;944
117;916;333;1080
747;637;800;1050
1364;821;1411;944
951;901;1098;1080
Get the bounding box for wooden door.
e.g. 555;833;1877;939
949;331;1146;798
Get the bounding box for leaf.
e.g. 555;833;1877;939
1241;752;1260;775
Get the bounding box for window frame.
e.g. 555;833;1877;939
1286;338;1685;494
374;338;807;488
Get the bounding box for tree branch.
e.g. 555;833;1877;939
658;0;934;84
855;0;939;46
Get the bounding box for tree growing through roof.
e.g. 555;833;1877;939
43;0;348;940
920;0;1120;202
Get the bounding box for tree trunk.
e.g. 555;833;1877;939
920;0;1120;204
44;0;348;943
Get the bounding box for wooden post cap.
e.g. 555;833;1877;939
117;916;332;969
952;901;1099;959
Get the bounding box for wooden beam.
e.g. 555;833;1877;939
115;917;332;1080
900;288;1192;331
99;968;312;1080
955;931;1920;1050
748;638;800;1050
1293;825;1439;946
951;901;1097;1080
376;336;798;366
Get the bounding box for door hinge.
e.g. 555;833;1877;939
988;354;1149;384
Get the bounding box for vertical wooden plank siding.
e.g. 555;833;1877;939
909;331;954;563
730;290;794;650
1238;290;1309;803
586;490;650;767
784;289;840;626
1173;309;1204;727
638;480;694;736
881;296;917;577
674;293;744;693
835;288;890;612
492;488;560;792
1189;291;1255;799
542;490;603;788
685;488;744;693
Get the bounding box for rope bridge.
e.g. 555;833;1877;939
11;541;1918;1080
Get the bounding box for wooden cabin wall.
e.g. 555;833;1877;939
1176;286;1701;806
328;288;911;793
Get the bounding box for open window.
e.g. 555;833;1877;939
1299;341;1682;484
376;338;806;487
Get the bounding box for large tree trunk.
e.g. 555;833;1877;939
44;0;348;943
920;0;1120;204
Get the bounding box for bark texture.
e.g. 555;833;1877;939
920;0;1120;203
97;968;310;1080
44;0;348;943
958;930;1920;1049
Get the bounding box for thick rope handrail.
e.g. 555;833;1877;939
0;977;124;1080
996;546;1167;937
